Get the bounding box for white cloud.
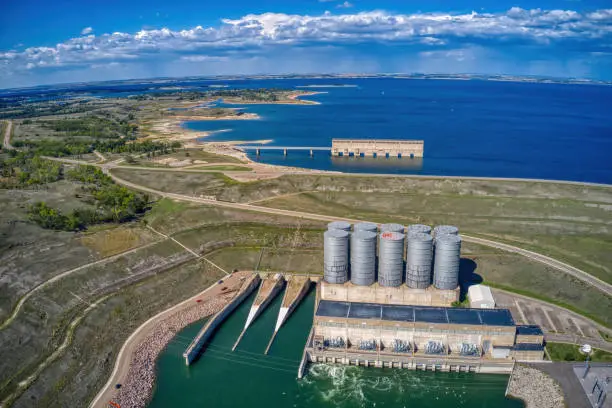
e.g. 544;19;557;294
81;27;94;35
336;1;353;9
180;55;229;62
0;7;611;83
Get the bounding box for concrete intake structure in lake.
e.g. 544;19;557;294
236;139;425;158
332;139;424;158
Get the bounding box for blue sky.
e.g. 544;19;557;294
1;0;611;88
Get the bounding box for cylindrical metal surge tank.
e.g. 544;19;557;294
433;225;459;237
378;232;405;287
324;229;350;284
328;221;352;231
407;224;432;235
354;222;378;233
350;231;377;286
433;234;462;290
381;223;405;233
405;232;434;289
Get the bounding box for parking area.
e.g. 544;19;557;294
493;290;606;343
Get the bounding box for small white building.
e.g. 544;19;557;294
468;284;495;309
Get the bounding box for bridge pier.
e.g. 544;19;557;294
283;148;287;156
256;148;260;156
310;149;313;157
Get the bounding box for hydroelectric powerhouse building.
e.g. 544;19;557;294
302;221;546;375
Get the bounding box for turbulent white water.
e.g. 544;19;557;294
301;364;480;407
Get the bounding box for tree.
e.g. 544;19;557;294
27;202;69;230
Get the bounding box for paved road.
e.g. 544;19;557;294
103;170;612;299
494;289;612;352
52;155;612;188
464;235;612;297
461;234;612;296
531;362;591;408
45;155;612;297
2;120;13;150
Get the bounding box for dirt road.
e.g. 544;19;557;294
0;241;162;331
43;154;611;296
105;170;612;298
466;235;612;297
2;120;13;150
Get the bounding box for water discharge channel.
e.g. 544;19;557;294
149;287;523;407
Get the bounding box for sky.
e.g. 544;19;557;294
1;0;611;88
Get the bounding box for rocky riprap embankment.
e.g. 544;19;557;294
113;294;232;408
507;364;565;408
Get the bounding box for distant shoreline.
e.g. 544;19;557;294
296;85;357;88
2;74;611;94
220;90;325;105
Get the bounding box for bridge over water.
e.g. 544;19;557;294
235;139;424;157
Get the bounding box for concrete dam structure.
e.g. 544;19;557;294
265;275;313;354
233;273;285;351
300;220;547;376
183;274;261;365
332;139;424;158
183;272;313;366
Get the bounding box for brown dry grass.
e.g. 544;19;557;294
79;226;158;257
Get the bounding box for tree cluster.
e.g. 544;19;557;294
39;115;138;139
12;138;181;158
28;165;149;231
0;151;62;188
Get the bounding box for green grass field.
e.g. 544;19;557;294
546;342;612;362
112;169;612;284
2;163;611;407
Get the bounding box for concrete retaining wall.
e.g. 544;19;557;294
320;281;459;307
305;349;514;374
183;274;261;365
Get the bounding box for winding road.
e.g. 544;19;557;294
43;154;612;297
12;155;611;408
105;170;612;298
462;235;612;297
2;120;13;150
0;241;162;331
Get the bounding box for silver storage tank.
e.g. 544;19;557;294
354;222;378;233
433;225;459;237
407;224;432;235
433;234;461;290
378;232;405;287
405;232;434;289
350;230;377;286
381;223;405;233
328;221;352;231
324;229;350;284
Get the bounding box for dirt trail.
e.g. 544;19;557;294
2;120;13;150
0;241;162;331
106;169;612;298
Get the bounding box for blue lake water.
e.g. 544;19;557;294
149;288;521;408
183;78;612;184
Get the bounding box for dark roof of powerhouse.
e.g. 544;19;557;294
316;300;515;327
516;325;544;336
